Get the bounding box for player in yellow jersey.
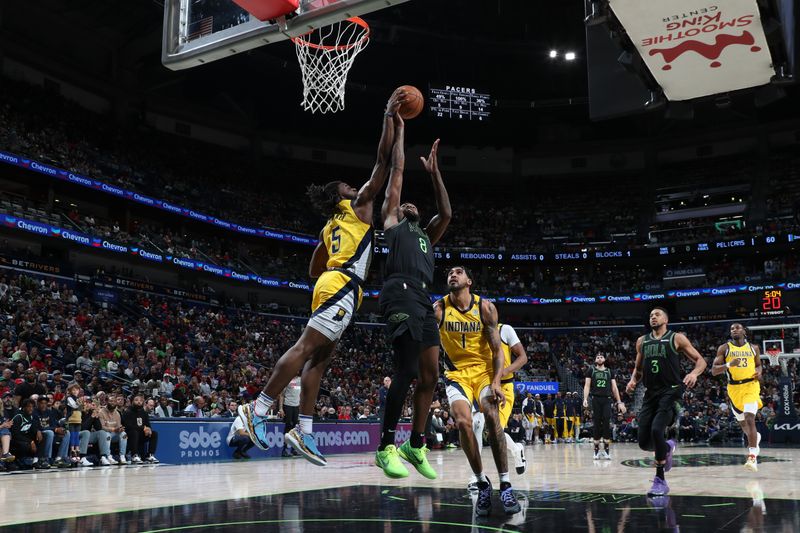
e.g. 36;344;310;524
435;266;521;517
239;91;407;466
468;322;529;486
711;323;763;471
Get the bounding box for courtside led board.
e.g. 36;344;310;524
609;0;775;100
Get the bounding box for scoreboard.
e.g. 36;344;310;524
429;85;491;121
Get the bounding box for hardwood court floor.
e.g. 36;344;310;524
2;442;798;531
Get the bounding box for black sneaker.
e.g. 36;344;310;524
233;451;242;460
240;451;251;459
34;461;51;470
500;483;521;514
475;480;492;517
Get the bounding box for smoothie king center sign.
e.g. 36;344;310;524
609;0;774;100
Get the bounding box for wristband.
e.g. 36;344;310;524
384;111;395;117
725;361;731;369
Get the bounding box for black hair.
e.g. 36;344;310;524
306;181;343;217
448;265;474;282
21;398;34;409
651;306;669;319
730;322;750;340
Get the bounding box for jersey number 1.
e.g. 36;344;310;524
331;226;341;254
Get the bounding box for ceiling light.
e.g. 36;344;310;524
549;50;558;59
565;52;576;61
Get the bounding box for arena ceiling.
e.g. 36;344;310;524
2;1;799;147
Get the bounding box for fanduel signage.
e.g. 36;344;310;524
514;382;559;395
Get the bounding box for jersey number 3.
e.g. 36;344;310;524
331;226;341;254
650;359;660;374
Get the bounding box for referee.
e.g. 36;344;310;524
583;354;625;460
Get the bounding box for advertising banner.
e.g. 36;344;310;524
513;382;559;395
150;419;412;464
609;0;774;100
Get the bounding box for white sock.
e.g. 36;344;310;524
499;472;510;483
299;415;313;435
473;414;485;455
254;392;274;417
749;447;759;457
476;472;488;483
468;473;478;485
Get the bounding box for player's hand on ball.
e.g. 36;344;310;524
683;373;697;388
420;139;440;174
386;90;406;115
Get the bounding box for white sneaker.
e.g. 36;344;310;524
79;457;93;467
146;455;160;464
107;455;119;465
602;450;611;460
593;451;600;460
118;455;127;465
132;454;143;464
100;456;111;466
514;442;526;475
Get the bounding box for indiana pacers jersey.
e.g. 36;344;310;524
308;199;372;342
724;341;762;417
725;341;758;383
439;294;491;374
498;323;521;382
321;199;372;281
440;293;494;408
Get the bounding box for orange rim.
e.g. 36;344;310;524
291;17;369;51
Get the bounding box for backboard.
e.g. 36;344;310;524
162;0;409;70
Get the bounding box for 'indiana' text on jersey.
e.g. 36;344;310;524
439;294;491;372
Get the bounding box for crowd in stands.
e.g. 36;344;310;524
2;265;798;470
4;74;800;257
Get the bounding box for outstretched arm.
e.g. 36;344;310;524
354;92;404;210
675;332;707;388
381;114;405;229
481;300;506;407
421;139;451;245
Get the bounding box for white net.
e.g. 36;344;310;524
292;17;369;114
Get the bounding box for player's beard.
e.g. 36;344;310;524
403;210;420;223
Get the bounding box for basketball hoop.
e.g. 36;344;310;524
292;17;369;114
766;347;781;368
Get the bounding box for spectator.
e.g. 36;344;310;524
123;393;159;463
507;412;524;444
1;395;16;465
14;368;46;404
10;398;44;469
279;373;301;458
159;374;175;398
222;400;238;418
34;396;69;468
227;415;255;460
76;398;103;467
184;396;208;418
98;393;128;465
65;383;83;463
154;397;175;418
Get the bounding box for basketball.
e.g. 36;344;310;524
396;85;424;119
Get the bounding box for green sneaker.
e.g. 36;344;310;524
397;440;437;480
375;445;409;479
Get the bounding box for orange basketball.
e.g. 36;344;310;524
396;85;424;119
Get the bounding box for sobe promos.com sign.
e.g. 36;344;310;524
152;419;412;464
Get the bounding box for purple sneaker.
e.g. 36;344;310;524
647;476;670;497
665;439;676;472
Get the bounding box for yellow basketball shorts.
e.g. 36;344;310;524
445;366;492;409
728;381;763;422
308;270;363;341
499;381;515;428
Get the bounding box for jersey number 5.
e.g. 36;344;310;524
331;226;341;254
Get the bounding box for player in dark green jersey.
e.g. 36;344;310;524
626;307;706;497
582;353;625;460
